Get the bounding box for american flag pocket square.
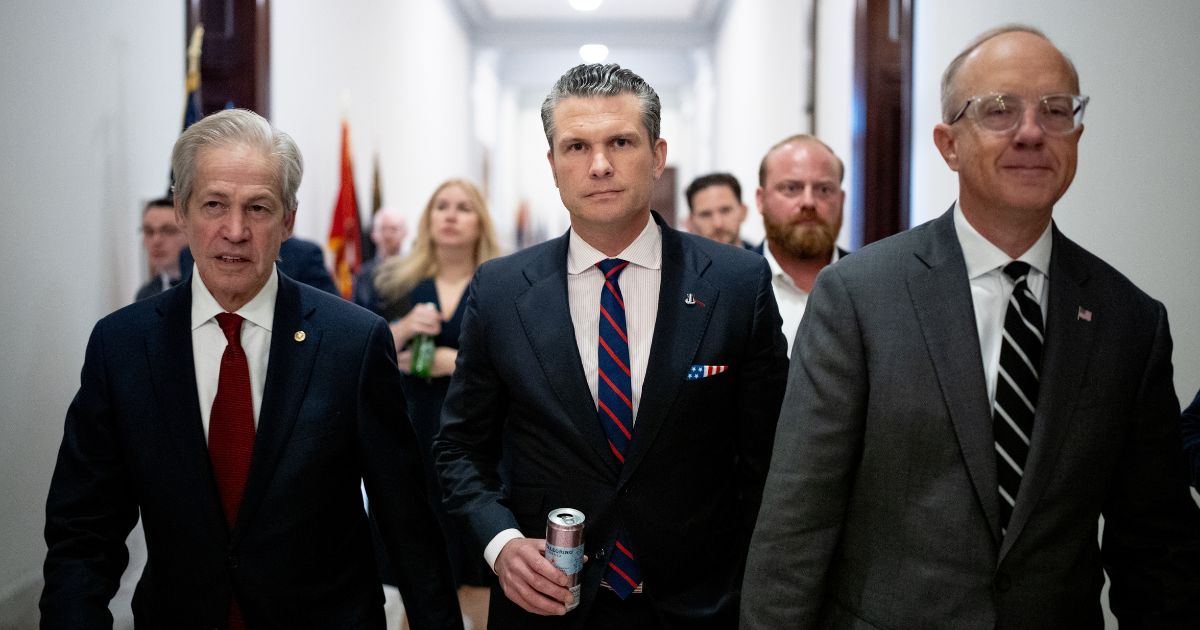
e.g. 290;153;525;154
687;364;729;380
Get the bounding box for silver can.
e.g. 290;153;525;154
545;508;585;611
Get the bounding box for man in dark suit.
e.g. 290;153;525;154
179;235;340;296
753;135;850;356
41;109;461;629
1183;390;1200;487
434;64;788;629
134;197;188;301
742;26;1200;629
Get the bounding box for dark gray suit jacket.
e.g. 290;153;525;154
42;273;461;629
742;208;1200;629
434;212;789;629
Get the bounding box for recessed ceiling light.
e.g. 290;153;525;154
579;44;609;63
569;0;603;12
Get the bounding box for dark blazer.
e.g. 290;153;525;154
42;273;461;629
180;237;339;296
1183;389;1200;488
742;208;1200;629
434;212;789;629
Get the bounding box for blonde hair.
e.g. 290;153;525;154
374;178;501;306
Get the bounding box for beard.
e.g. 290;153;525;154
763;213;841;260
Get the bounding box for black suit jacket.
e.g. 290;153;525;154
434;212;789;629
180;237;339;296
42;273;461;629
743;208;1200;629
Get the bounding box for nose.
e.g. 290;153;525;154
798;185;817;212
589;151;613;178
1012;106;1045;147
223;209;250;241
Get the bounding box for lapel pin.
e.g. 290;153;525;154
294;330;307;342
1076;307;1092;322
684;293;705;307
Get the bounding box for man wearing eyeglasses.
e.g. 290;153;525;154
135;197;189;301
742;25;1200;629
754;135;849;356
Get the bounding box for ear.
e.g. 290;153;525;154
651;138;667;178
755;186;766;215
546;148;559;188
933;123;960;172
736;202;748;222
283;208;297;238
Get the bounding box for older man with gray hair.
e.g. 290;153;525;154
41;108;461;629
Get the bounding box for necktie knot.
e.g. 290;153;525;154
597;258;629;280
215;313;244;347
1003;261;1032;282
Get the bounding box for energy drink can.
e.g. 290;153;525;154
545;508;585;611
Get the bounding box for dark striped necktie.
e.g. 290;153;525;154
596;259;642;598
993;261;1044;535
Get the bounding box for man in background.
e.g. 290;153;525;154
684;172;754;250
755;134;848;355
134;196;188;301
743;26;1200;628
353;206;407;314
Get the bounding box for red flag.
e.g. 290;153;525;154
327;120;362;299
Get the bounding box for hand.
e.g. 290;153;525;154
396;350;413;374
494;538;573;616
388;302;442;351
430;347;458;378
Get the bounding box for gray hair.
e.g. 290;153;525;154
540;63;661;150
171;108;304;213
940;24;1081;123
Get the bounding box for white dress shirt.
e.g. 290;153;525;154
953;204;1052;408
190;264;278;441
483;215;663;571
763;242;840;357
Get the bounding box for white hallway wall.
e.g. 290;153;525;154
912;1;1200;400
0;0;183;619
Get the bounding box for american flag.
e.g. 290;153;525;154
687;364;729;380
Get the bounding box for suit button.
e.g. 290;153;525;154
227;554;239;569
619;486;630;496
994;572;1011;592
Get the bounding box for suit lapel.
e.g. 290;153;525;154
233;273;322;537
145;282;229;536
908;210;1002;545
1000;227;1095;557
620;221;716;484
514;234;618;474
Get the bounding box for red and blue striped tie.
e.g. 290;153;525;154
596;259;642;598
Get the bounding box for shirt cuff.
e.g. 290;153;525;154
483;528;525;573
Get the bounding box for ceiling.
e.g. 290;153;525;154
451;0;729;47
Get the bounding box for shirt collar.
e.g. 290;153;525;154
567;214;662;275
953;202;1052;280
191;263;279;332
762;240;841;289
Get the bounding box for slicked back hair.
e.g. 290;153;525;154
171;108;303;214
540;63;661;151
940;24;1081;123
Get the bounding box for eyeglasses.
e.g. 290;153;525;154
141;225;181;238
949;93;1089;135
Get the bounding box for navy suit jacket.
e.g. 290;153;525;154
180;237;339;296
434;212;789;629
42;273;460;629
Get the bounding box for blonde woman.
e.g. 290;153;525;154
372;178;500;623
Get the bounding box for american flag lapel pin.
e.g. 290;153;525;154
687;364;728;380
1077;306;1093;322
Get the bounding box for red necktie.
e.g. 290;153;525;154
210;313;256;527
210;314;253;629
